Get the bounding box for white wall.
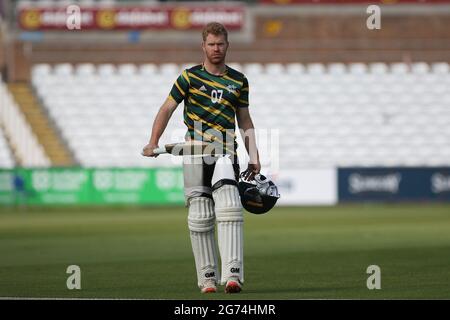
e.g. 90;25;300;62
271;168;337;206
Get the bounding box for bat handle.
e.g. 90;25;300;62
152;147;167;155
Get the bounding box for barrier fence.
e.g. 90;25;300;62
1;167;449;206
0;167;185;205
338;167;450;202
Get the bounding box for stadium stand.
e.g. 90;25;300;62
32;62;184;167
7;82;74;166
0;75;50;167
32;62;450;168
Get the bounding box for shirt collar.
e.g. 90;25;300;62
202;63;228;76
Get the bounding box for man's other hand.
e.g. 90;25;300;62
242;161;261;181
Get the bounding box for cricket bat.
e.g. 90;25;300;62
145;141;219;156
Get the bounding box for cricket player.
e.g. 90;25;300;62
142;22;261;294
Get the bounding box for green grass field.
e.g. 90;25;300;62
0;204;449;299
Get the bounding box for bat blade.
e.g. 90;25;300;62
154;142;219;156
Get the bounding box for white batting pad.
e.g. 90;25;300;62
188;196;219;287
213;184;244;284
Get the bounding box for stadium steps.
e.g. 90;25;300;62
7;82;75;166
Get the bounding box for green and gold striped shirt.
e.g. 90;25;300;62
169;64;249;155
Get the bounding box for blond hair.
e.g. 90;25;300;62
202;22;228;42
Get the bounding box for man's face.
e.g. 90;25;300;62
202;33;228;65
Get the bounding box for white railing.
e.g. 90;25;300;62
0;77;50;167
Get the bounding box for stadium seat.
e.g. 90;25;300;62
265;63;285;75
139;63;158;75
307;63;326;74
431;62;450;74
369;62;389;74
286;63;305;75
328;63;347;74
75;63;96;76
54;63;73;76
117;64;138;76
159;63;179;75
243;63;264;76
348;63;368;75
390;63;409;74
98;64;117;76
411;62;430;74
32;63;52;77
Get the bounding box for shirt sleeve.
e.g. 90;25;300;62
168;69;190;104
238;76;249;108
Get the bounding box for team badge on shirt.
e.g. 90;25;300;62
226;84;237;94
